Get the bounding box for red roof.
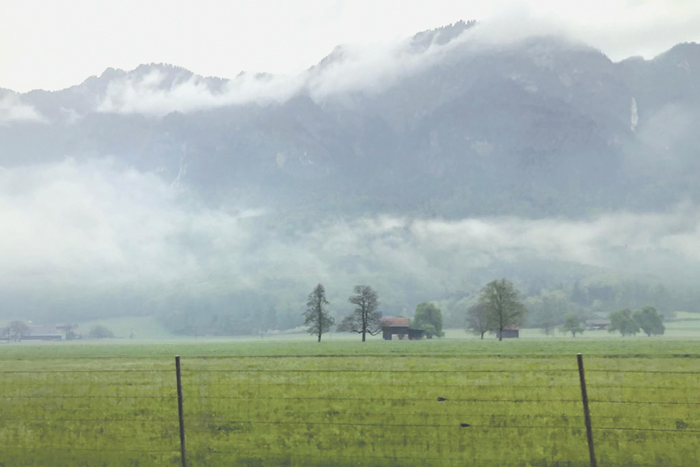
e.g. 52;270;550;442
381;317;410;327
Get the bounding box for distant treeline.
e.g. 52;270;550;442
153;275;684;337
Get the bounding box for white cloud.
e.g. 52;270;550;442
97;69;304;116
94;27;473;116
0;159;257;290
0;94;46;124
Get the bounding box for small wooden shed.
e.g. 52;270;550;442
585;319;610;331
497;327;519;339
381;317;426;340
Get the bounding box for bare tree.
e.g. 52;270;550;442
339;285;382;342
303;284;335;342
478;279;526;341
467;302;490;339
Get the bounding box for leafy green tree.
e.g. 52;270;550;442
303;284;335;342
633;306;665;336
609;309;640;336
412;302;444;338
467;302;490;339
526;290;569;336
88;325;115;339
478;279;527;341
339;285;382;342
8;321;30;341
560;312;584;337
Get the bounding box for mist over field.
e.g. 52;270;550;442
2;20;700;334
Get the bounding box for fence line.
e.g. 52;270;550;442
1;353;698;467
0;446;179;453
0;369;172;374
183;368;577;373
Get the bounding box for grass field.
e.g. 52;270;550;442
1;337;699;466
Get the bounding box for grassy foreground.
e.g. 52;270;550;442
1;337;699;466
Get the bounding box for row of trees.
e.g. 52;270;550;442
310;279;666;343
609;307;665;336
2;322;115;341
466;280;666;339
304;284;382;342
303;284;445;342
1;321;31;341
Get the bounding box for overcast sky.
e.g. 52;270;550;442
1;0;700;92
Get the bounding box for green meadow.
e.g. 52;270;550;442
1;336;699;466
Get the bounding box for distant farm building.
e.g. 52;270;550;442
381;317;426;340
497;327;519;339
24;325;63;341
56;323;80;340
585;319;610;331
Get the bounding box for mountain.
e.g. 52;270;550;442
2;22;700;330
2;24;699;219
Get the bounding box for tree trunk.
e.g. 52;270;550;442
362;331;366;342
318;333;321;343
480;332;485;340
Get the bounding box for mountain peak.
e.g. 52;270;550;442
411;20;477;51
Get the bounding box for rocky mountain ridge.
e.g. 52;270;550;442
2;23;699;218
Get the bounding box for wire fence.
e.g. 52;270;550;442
1;354;699;466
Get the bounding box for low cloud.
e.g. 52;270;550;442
0;93;46;124
2;158;700;318
87;6;700;117
94;34;467;116
97;69;304;116
0;159;258;291
95;20;527;116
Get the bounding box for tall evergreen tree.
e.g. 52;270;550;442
303;284;334;342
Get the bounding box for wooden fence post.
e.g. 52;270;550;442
176;355;187;467
577;353;597;467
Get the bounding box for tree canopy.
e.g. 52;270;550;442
466;302;490;339
8;321;30;341
609;309;640;336
339;285;382;342
526;290;569;336
412;302;444;338
478;279;527;341
88;325;115;339
560;312;584;337
633;306;665;336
